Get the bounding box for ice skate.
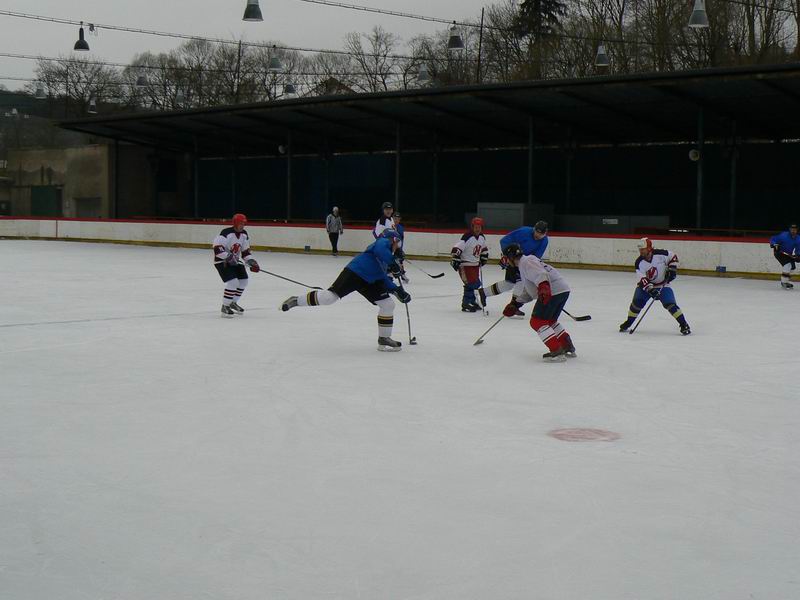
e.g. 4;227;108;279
461;303;480;313
378;336;402;352
542;348;567;362
680;322;691;335
781;281;794;289
619;319;634;332
229;301;244;314
221;304;235;318
562;335;577;358
281;296;298;311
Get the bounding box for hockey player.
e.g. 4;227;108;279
501;243;575;361
769;223;799;289
451;217;489;312
393;212;409;283
482;220;549;316
373;202;395;239
280;229;411;351
619;237;691;335
213;213;260;317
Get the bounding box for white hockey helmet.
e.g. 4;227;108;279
637;237;653;252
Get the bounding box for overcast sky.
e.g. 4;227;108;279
1;0;491;86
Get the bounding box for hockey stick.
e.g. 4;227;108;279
563;309;591;322
405;259;445;279
394;277;417;345
629;298;655;335
258;269;323;290
473;315;505;345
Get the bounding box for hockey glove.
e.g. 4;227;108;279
537;281;552;305
479;252;489;266
665;267;677;282
499;255;510;270
246;259;260;273
394;248;405;261
388;262;402;277
393;288;411;304
502;301;521;317
648;287;662;300
225;254;239;266
451;259;461;272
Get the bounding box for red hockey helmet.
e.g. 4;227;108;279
471;217;484;229
232;213;248;228
637;237;653;252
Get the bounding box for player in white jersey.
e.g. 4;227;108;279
502;243;575;361
373;202;395;239
451;217;489;312
618;237;690;335
212;213;260;318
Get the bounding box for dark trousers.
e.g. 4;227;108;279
329;232;340;254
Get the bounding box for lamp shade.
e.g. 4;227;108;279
447;22;464;53
268;46;283;73
243;0;263;22
74;22;90;51
688;0;710;28
594;43;610;67
417;63;430;84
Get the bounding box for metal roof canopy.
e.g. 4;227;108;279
60;63;800;158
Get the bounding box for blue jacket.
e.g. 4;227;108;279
770;231;800;255
500;227;549;258
346;238;399;289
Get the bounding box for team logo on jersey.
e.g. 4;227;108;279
232;243;241;255
647;266;657;280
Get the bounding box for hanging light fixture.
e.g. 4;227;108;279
417;63;430;85
284;82;296;95
268;45;283;73
447;21;465;53
88;97;97;114
688;0;710;28
594;43;610;68
136;75;148;87
242;0;264;22
34;85;46;100
74;21;90;51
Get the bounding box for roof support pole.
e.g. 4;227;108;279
564;129;573;214
230;148;237;215
287;131;293;221
193;136;199;219
113;139;119;218
696;108;705;229
432;135;439;225
729;121;738;230
323;141;331;210
527;116;535;205
395;123;401;210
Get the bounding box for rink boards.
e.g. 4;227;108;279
0;216;780;279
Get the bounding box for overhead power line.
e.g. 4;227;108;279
0;9;473;62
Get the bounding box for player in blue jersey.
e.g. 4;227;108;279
280;229;411;351
481;220;549;316
770;223;799;289
392;212;409;283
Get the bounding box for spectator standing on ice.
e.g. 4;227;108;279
770;223;799;289
326;207;344;256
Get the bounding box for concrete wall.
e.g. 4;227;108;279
7;146;111;217
0;218;779;278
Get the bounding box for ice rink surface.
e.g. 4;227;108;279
1;240;798;600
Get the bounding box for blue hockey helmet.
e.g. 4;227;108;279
382;228;400;240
